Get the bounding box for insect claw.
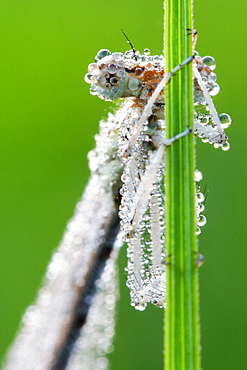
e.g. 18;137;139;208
162;254;172;266
187;28;197;34
193;251;205;267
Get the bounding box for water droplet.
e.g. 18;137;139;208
196;192;205;203
202;55;216;70
88;62;99;74
109;77;118;85
209;83;220;96
197;203;205;213
107;63;118;74
195;227;201;235
90;83;98;95
153;55;162;61
95;49;111;61
222;142;230;151
208;72;217;83
97;76;106;85
198;214;207;226
111;86;119;94
84;73;92;84
143;48;150;56
219;113;232;129
117;70;124;77
200;116;210;125
112;52;123;59
195;170;203;182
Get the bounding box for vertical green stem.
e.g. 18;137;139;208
164;1;200;369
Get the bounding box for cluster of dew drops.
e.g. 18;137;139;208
84;48;164;101
195;170;207;235
193;52;231;151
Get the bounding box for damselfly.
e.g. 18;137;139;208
84;45;230;310
4;40;231;370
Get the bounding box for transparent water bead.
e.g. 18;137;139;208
198;214;207;227
197;203;205;213
143;48;150;56
202;55;216;70
196;192;205;203
195;170;207;232
95;49;112;61
195;226;201;235
209;83;220;96
219;113;232;129
221;142;230;151
195;169;203;182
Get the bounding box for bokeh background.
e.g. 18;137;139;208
0;1;246;369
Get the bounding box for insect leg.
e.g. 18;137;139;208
130;127;192;233
193;64;227;141
127;55;195;153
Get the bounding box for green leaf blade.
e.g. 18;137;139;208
164;0;201;369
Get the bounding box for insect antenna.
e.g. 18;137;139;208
121;29;138;61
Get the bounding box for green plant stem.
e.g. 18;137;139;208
164;0;200;369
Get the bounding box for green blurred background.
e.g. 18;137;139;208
0;0;246;369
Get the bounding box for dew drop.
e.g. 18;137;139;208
117;70;124;77
219;113;232;129
88;63;99;74
209;83;220;96
135;303;146;311
196;192;205;203
84;73;92;84
198;214;207;227
95;49;112;61
90;83;98;95
222;142;230;151
208;72;217;83
97;76;106;85
107;63;118;74
202;56;216;70
195;227;201;235
200;116;210;125
143;48;150;56
109;77;118;85
111;86;119;94
195;170;203;182
197;203;205;213
112;52;123;59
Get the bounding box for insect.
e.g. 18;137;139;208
4;40;231;370
84;43;231;310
